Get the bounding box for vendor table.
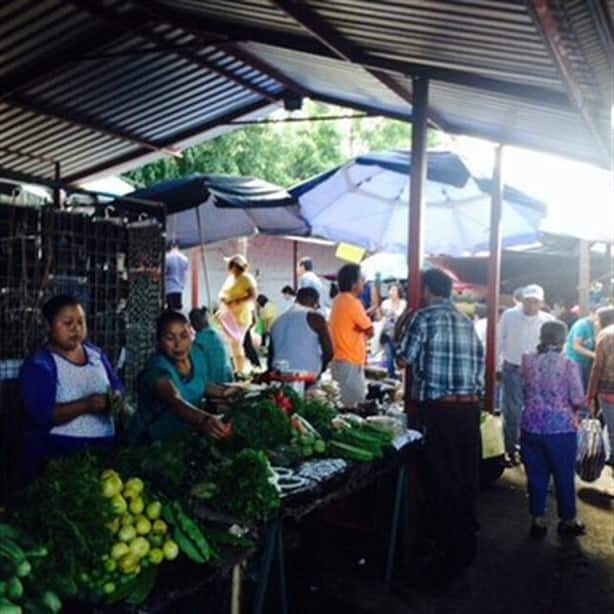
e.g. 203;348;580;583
94;432;422;614
252;431;422;614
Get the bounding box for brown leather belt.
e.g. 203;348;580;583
437;394;481;404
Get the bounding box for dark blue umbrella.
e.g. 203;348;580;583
128;174;309;247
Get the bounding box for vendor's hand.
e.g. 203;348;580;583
198;413;227;439
86;394;109;413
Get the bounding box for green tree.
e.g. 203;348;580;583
124;101;440;188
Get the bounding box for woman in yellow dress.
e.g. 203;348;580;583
217;254;257;373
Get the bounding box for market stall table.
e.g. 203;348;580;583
251;430;422;614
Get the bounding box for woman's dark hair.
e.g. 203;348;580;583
188;307;208;331
281;285;296;296
329;282;339;300
42;294;81;325
422;268;453;299
297;287;320;307
539;320;568;350
257;294;269;307
597;306;614;329
156;310;189;340
337;264;361;292
388;283;403;299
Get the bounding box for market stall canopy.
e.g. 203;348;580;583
291;150;547;256
127;175;309;247
0;1;611;189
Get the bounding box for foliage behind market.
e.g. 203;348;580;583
124;102;440;189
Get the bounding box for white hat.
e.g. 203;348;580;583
523;284;544;301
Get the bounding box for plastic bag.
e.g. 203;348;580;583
576;418;606;482
480;412;505;459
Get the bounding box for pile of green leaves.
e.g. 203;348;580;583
111;434;209;497
209;450;280;523
228;399;292;451
10;453;114;589
298;399;338;439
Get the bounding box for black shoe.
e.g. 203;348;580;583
530;524;547;539
557;520;586;536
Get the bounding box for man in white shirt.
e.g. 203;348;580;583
165;243;189;310
297;257;323;297
499;284;554;463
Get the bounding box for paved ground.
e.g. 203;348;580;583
287;464;614;614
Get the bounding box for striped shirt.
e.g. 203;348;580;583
398;300;485;402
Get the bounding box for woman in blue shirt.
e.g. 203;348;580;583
20;295;123;480
134;311;226;443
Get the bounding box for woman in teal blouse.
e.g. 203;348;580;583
133;311;226;443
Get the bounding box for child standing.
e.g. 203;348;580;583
520;320;586;538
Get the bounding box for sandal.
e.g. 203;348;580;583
557;520;586;536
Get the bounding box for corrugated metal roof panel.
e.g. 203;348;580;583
242;43;410;117
0;0;611;183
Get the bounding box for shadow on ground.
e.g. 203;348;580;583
286;465;614;614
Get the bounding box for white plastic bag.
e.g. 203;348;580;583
576;418;606;482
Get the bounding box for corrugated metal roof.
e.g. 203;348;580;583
0;0;611;185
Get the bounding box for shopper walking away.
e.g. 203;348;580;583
499;284;554;464
397;268;484;576
297;257;323;297
587;307;614;466
269;287;333;376
520;320;586;538
165;242;189;310
329;264;374;406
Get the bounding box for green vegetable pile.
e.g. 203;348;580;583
0;523;62;614
11;454;115;596
209;450;280;523
328;423;394;462
297;399;337;439
227;399;292;451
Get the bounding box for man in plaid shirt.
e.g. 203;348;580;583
398;268;485;580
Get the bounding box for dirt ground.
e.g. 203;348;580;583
286;464;614;614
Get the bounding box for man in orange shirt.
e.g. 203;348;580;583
329;264;374;406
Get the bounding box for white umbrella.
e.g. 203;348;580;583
291;151;546;256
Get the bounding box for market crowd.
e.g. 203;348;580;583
18;248;614;583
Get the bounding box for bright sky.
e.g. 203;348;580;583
450;135;614;244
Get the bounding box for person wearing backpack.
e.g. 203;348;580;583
520;320;586;538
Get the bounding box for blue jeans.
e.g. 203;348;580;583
521;431;577;521
502;362;523;456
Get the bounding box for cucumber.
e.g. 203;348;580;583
173;527;206;564
172;503;212;561
0;542;25;566
328;441;374;462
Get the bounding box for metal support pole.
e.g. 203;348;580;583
404;77;429;423
191;248;200;310
292;240;298;290
53;162;61;209
485;145;503;413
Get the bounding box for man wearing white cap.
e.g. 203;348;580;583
499;284;554;464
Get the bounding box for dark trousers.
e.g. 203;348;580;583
521;430;577;521
243;330;260;368
420;402;481;568
166;292;182;310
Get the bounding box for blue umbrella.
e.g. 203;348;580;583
291;151;546;256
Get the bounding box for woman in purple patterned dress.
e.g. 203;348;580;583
520;320;586;538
